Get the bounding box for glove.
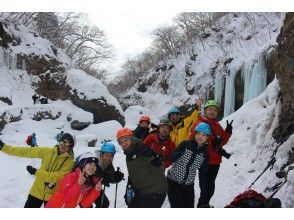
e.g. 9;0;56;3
101;178;110;187
113;171;124;183
213;136;222;148
0;139;4;150
216;148;231;159
150;154;162;167
26;165;37;175
225;120;233;134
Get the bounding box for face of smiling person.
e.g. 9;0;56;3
101;152;114;167
83;162;97;176
170;113;181;124
195;132;209;145
158;125;171;139
140;121;150;128
205;106;219;119
58;139;72;154
118;137;132;151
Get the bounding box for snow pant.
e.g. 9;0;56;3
94;190;110;208
167;178;195;208
24;194;47;208
197;164;220;207
128;191;166;208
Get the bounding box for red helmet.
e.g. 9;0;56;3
139;115;150;123
116;128;133;140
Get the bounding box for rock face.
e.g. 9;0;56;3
1;21;125;126
70;120;91;131
35;72;125;126
271;13;294;144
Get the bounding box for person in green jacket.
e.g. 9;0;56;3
0;133;75;208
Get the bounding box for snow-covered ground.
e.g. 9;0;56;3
1;73;293;207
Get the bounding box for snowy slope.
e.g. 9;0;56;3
1;76;293;207
120;13;285;117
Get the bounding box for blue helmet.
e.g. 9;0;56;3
100;142;116;154
168;107;181;114
194;122;211;136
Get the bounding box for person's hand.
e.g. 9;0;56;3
0;139;4;150
114;171;124;182
101;178;110;187
196;97;204;110
213;136;222;147
26;165;37;175
225;120;233;134
78;170;86;185
150;155;162;167
95;178;103;191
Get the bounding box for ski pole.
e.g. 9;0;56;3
248;157;276;189
100;184;106;208
114;167;120;208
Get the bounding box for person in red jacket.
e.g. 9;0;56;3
188;100;233;207
144;119;176;168
45;153;102;208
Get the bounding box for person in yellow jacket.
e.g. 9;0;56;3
0;133;75;208
168;98;203;146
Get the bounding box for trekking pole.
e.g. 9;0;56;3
267;166;294;200
248;157;276;189
100;184;106;208
114;167;120;208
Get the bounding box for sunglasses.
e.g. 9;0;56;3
59;140;71;147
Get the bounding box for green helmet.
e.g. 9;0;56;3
204;100;219;109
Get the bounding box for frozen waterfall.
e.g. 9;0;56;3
223;70;236;117
243;54;267;103
216;53;268;117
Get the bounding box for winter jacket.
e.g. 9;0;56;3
188;117;232;165
1;144;74;201
170;108;200;147
124;138;168;194
133;125;150;140
45;168;101;208
143;133;176;168
167;140;208;185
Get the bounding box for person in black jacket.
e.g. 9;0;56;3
116;128;167;208
167;122;211;208
133;115;151;140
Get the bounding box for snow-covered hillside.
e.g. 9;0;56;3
120;13;285;118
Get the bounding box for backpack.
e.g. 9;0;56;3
26;135;32;146
225;190;281;208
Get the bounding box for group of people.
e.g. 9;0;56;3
119;98;233;208
0;98;233;208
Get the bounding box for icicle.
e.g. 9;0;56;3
0;48;4;67
243;53;267;104
214;73;224;105
4;50;10;68
223;70;236;117
22;58;26;70
10;54;17;70
242;63;252;103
